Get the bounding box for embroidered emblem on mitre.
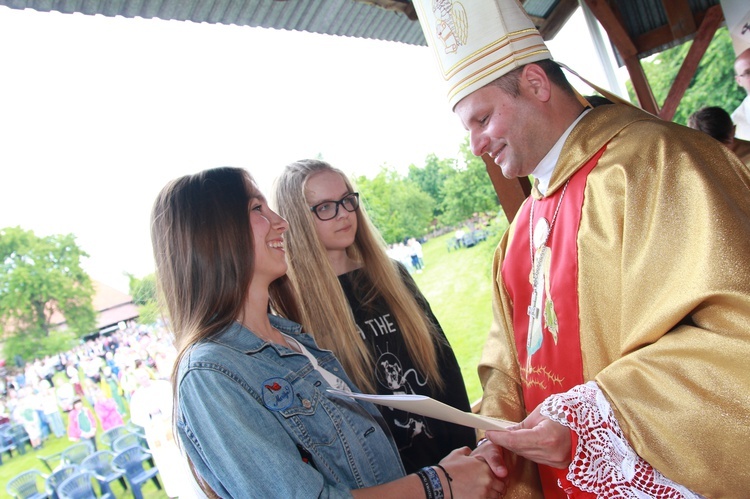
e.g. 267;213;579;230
412;0;552;109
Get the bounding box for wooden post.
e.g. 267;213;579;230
482;154;531;223
658;5;724;121
582;0;659;114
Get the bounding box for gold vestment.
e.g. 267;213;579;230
479;104;750;498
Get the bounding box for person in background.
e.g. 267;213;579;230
410;0;750;497
408;237;425;272
65;360;84;399
100;365;127;416
38;380;65;438
129;368;196;498
454;227;465;248
31;389;50;441
67;398;97;450
13;387;43;449
0;397;9;425
92;386;123;431
731;48;750;139
687;105;750;165
151;166;505;498
274;159;477;474
55;381;76;413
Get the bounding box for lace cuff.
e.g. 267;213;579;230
540;381;702;498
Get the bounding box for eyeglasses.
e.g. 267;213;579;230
310;192;359;221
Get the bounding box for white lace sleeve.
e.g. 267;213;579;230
540;381;703;498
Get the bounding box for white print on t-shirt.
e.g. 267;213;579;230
364;313;397;337
394;415;434;440
375;349;432;445
376;351;426;391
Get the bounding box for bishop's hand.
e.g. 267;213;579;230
484;404;572;469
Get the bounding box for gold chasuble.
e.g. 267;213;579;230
479;104;750;498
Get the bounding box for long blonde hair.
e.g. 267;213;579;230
273;159;443;394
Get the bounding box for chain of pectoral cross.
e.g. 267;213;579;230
527;179;570;321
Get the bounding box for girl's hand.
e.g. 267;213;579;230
438;446;507;498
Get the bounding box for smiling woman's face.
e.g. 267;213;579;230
247;179;289;286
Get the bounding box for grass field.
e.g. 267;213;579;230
413;216;508;404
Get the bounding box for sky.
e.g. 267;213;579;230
0;4;627;294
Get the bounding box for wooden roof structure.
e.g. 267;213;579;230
49;281;139;335
0;0;729;220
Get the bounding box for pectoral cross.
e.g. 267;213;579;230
527;290;540;319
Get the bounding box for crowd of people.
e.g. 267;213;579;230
0;324;176;451
385;238;425;274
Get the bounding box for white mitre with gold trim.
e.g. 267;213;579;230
411;0;552;109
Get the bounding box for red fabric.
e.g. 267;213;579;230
501;147;605;498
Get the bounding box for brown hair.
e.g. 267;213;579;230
688;106;734;145
150;167;301;475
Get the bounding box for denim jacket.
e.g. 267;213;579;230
177;315;405;498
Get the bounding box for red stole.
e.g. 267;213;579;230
501;147;605;498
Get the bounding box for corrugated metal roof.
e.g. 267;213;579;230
610;0;721;58
0;0;428;45
0;0;726;56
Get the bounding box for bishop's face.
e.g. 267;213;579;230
454;82;547;180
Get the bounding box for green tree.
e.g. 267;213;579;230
356;168;435;243
0;226;95;361
439;139;500;225
407;154;457;218
629;27;744;125
128;273;160;325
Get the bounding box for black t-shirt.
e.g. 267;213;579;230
338;264;476;473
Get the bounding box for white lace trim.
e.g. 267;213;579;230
540;382;703;498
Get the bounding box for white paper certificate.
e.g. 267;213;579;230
327;389;515;431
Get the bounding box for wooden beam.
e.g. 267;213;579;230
537;0;578;41
581;0;637;58
658;5;724;121
527;14;545;27
632;8;716;55
582;0;658;113
482;155;531;223
624;55;659;114
662;0;696;40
